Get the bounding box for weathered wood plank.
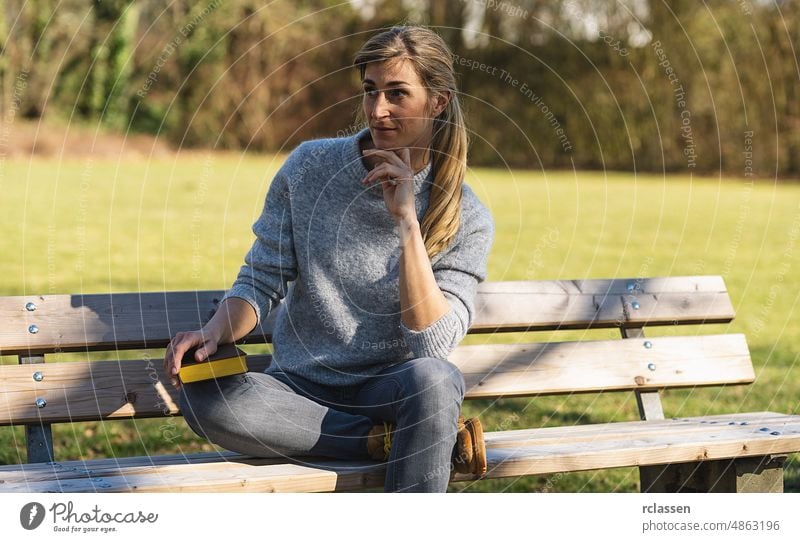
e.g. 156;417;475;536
1;412;797;492
0;276;735;355
0;334;753;425
472;276;735;332
0;356;269;425
0;461;356;493
0;412;788;479
1;412;791;484
0;291;234;356
455;333;753;398
0;450;242;478
479;415;800;480
482;414;800;447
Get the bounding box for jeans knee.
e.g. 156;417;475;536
398;357;465;414
408;357;465;396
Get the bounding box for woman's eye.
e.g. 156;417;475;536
362;88;405;98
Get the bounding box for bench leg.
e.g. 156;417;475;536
640;455;785;493
25;424;54;463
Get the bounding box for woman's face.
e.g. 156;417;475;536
361;58;447;161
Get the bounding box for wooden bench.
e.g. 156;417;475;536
1;274;798;492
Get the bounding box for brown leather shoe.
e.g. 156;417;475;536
367;417;487;477
367;421;393;461
452;416;487;476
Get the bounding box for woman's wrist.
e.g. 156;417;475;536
395;214;420;244
202;297;252;345
200;320;225;344
395;213;419;225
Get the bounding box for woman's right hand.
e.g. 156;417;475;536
164;330;220;390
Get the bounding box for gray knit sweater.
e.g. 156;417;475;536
220;127;494;387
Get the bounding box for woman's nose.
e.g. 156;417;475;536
370;92;391;119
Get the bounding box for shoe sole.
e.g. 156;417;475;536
465;417;487;477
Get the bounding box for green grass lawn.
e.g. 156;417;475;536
1;153;798;492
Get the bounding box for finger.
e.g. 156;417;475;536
195;341;216;362
169;356;179;389
166;336;193;389
361;163;391;185
164;340;177;372
170;347;185;389
169;341;190;376
385;146;413;168
380;171;410;186
363;163;408;186
401;147;411;166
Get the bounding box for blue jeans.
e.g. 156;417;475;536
178;356;466;492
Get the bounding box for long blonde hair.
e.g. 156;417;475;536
353;25;467;260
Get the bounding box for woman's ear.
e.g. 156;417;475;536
432;90;451;117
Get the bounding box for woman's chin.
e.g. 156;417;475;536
370;130;400;149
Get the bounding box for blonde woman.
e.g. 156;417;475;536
164;25;494;493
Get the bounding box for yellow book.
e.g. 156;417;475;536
179;342;248;383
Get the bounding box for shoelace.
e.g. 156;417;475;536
382;421;393;460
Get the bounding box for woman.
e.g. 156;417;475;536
164;25;495;493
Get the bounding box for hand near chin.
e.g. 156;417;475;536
359;146;417;223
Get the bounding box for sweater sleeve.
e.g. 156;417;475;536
219;146;304;335
399;206;495;360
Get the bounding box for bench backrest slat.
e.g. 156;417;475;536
0;333;753;426
456;333;753;398
0;276;735;355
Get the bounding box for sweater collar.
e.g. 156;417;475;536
342;127;433;196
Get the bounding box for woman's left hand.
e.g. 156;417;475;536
360;147;416;222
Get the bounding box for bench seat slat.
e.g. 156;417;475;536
1;412;797;492
0;412;791;483
483;412;800;445
0;276;735;355
0;461;376;493
0;411;786;479
0;334;753;425
484;419;800;480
